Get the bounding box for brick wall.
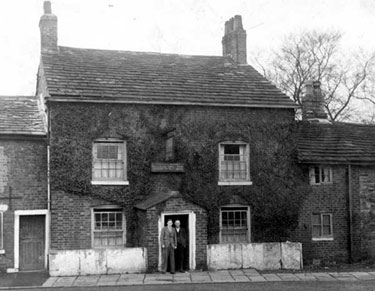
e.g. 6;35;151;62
291;165;349;265
0;139;47;271
144;197;207;271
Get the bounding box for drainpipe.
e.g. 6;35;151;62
347;164;353;263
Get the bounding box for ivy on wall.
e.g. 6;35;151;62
49;102;310;245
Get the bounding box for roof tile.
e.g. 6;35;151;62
41;46;297;108
0;96;46;136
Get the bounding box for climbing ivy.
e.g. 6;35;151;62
49;102;310;245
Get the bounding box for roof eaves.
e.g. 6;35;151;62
45;97;299;109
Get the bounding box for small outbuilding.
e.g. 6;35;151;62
135;191;207;271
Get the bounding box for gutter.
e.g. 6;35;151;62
44;96;299;109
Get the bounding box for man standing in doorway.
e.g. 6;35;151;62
160;219;177;274
174;220;187;272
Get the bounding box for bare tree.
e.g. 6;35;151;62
252;31;375;122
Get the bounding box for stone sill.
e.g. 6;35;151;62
91;181;129;186
0;249;5;255
218;181;253;186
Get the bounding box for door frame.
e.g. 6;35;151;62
7;210;49;273
158;210;196;271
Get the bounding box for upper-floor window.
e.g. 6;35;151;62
220;206;251;243
218;142;251;185
92;207;125;248
92;139;128;185
309;166;332;185
312;213;333;241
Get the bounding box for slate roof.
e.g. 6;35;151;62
297;122;375;165
41;46;297;108
0;96;46;136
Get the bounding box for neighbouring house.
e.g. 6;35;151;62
0;96;48;273
293;81;375;265
36;1;303;275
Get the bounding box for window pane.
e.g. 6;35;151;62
312;226;321;237
322;214;331;226
322;168;331;183
224;145;240;155
312;214;321;225
314;167;320;184
323;226;331;236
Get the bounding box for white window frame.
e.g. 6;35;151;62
312;213;333;241
219;205;251;243
91;206;126;248
218;142;252;186
91;139;129;185
309;166;332;185
0;211;3;254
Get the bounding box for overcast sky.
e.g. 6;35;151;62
1;0;375;96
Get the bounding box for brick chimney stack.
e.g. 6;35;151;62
302;80;328;121
222;15;247;64
39;1;58;53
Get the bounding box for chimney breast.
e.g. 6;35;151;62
39;1;58;53
222;15;247;64
302;80;328;121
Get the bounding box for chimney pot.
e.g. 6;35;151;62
44;1;52;14
233;15;243;30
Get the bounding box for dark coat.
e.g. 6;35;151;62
175;227;187;248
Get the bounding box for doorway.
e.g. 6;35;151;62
164;214;189;271
19;215;45;271
159;211;196;271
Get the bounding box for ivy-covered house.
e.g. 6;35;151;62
0;96;48;273
36;2;304;273
293;81;375;265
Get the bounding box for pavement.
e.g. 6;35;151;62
41;269;375;288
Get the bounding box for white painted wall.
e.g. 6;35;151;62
207;242;302;270
49;248;147;276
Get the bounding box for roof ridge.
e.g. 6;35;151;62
55;45;226;60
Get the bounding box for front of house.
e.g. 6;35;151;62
36;2;303;274
3;1;373;275
0;96;48;273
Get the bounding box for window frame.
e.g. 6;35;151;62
218;141;252;186
91;206;126;248
91;139;129;185
311;213;333;241
219;205;251;243
309;166;332;185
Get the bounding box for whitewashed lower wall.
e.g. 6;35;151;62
49;248;147;276
207;242;302;270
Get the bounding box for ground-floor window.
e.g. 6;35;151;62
92;207;125;247
220;206;250;243
312;213;333;240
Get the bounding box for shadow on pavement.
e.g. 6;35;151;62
0;271;49;288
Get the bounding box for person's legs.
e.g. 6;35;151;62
179;246;185;271
161;247;168;273
175;244;184;271
169;246;175;273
